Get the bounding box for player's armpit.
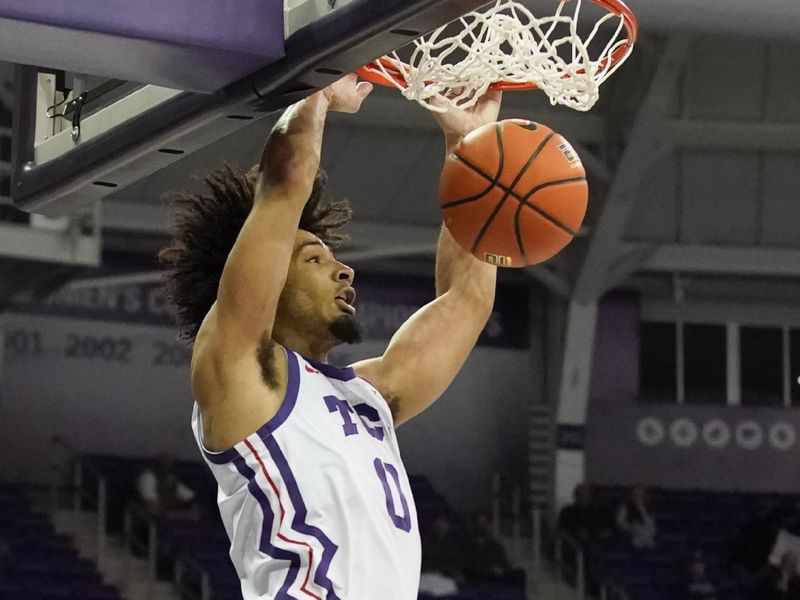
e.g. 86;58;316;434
190;335;289;450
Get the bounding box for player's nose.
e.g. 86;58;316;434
335;262;355;284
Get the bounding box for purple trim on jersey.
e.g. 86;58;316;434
259;432;342;600
264;349;301;435
230;450;301;600
203;438;243;465
303;356;356;381
201;349;301;465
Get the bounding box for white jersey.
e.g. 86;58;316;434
191;348;421;600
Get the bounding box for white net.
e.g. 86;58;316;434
369;0;634;112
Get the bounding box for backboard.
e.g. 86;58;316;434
4;0;491;216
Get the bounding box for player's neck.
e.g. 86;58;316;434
272;330;331;363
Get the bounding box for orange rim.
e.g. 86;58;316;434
355;0;639;92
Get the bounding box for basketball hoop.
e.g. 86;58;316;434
356;0;638;112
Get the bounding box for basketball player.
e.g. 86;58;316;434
160;74;501;599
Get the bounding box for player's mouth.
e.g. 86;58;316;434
335;288;356;314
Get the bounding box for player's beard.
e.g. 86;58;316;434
329;314;364;345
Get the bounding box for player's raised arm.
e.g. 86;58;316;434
352;91;501;427
160;75;371;436
210;77;370;353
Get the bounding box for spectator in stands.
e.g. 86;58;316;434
136;452;198;520
731;499;783;577
752;551;800;600
781;501;800;536
557;482;611;546
419;513;466;596
464;512;523;586
616;485;657;548
684;550;719;600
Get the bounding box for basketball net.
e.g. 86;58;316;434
358;0;638;112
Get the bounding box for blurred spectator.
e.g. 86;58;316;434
684;550;719;600
464;512;509;582
781;502;800;536
731;499;783;577
557;482;612;546
770;530;800;571
136;452;198;520
616;486;657;549
463;512;524;587
751;551;800;600
420;513;466;595
418;572;458;597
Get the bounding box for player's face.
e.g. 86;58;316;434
275;230;361;345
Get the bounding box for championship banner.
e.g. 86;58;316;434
6;272;530;348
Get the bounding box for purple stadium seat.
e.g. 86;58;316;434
77;583;126;600
0;582;24;594
589;487;787;600
469;582;526;599
37;587;73;600
0;482;119;600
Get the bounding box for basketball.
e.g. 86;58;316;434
439;119;588;268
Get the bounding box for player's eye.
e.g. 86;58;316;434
307;256;320;263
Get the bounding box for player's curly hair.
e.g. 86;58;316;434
159;163;352;341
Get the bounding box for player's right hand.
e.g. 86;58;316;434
432;89;503;151
321;73;373;113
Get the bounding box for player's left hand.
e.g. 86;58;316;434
430;88;503;149
321;73;373;114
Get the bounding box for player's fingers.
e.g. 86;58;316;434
429;94;448;110
347;82;373;112
356;81;374;100
484;89;503;104
336;82;373;113
443;86;467;101
474;88;500;108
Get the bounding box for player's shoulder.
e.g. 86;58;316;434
350;359;401;423
191;322;288;408
191;340;292;452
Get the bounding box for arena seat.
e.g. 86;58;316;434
589;487;800;600
0;482;124;600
